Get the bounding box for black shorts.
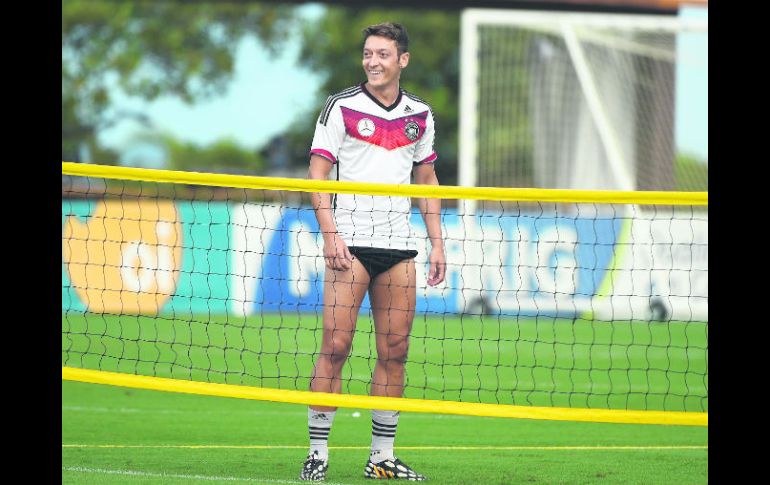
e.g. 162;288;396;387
348;246;418;281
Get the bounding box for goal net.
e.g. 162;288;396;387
459;9;708;192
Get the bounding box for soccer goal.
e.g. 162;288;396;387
459;8;708;192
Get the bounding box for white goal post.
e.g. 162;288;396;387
458;8;708;193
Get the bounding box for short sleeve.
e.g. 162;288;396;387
309;98;346;164
413;109;437;166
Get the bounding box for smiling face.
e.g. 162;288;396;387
362;35;409;91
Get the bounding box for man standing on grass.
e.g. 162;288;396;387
299;22;445;481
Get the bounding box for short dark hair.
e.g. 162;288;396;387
362;22;409;55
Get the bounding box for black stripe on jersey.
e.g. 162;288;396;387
402;89;435;125
401;89;432;109
403;89;437;154
319;85;362;126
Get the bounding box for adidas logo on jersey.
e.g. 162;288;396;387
404;104;413;114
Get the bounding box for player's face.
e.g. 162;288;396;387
362;35;408;90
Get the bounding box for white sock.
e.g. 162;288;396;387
370;409;399;461
308;409;335;461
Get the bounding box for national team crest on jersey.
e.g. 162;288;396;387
404;121;420;141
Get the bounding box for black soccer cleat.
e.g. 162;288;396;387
364;457;427;481
299;451;328;481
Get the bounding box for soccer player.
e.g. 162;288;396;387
299;22;445;481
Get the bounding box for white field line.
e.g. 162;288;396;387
61;466;348;484
62;444;707;451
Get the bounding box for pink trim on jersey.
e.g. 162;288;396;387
416;152;437;165
309;148;337;164
341;107;427;151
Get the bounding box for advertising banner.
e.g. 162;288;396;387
63;201;707;321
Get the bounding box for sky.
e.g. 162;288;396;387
97;3;326;167
96;3;708;168
674;5;708;161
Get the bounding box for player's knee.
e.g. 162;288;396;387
382;334;410;363
329;347;351;367
322;333;353;365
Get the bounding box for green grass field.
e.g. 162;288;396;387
63;312;707;483
62;380;707;484
63;313;708;412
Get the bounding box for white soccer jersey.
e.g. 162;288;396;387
310;83;437;250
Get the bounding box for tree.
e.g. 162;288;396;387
62;0;297;164
674;153;708;191
106;129;265;175
164;135;267;175
288;7;461;184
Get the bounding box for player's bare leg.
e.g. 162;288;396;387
370;258;416;399
364;258;425;481
301;259;370;481
310;257;370;399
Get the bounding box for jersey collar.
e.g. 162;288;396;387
360;82;403;112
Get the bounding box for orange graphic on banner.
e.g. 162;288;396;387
62;200;183;314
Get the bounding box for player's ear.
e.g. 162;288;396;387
399;52;410;69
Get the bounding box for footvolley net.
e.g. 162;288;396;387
61;162;707;426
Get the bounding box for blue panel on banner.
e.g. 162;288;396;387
250;207;621;318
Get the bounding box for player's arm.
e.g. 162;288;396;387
308;155;353;271
413;163;445;286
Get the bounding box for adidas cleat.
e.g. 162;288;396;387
299;451;328;481
364;457;426;481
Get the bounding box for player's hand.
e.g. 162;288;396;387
323;233;353;271
426;246;446;286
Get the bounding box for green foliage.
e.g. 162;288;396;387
62;0;296;163
292;7;461;184
674;153;708;191
127;132;265;174
166;137;265;175
62;3;463;180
